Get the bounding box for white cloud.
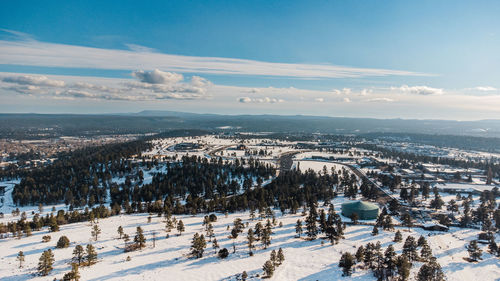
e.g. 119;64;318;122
1;75;65;87
132;69;183;84
314;98;324;102
473;86;497;92
366;97;394;102
343;97;351;103
125;43;156;53
243;88;261;94
238;97;253;103
0;71;212;101
392;85;443;95
360;89;373;96
238;97;284;103
57;89;97;99
0;33;428;79
332;88;352;95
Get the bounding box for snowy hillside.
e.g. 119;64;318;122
1;198;498;281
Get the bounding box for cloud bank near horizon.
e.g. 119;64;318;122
0;70;212;101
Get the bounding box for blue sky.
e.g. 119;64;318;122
0;1;499;119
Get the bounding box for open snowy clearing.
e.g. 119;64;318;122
292;160;349;175
1;200;499;281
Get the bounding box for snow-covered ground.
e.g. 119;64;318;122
3;134;500;280
292;160;349;175
0;180;70;224
436;182;499;193
1;199;499;281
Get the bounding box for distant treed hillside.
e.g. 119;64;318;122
361;132;500;153
0;114;184;138
2;112;500;139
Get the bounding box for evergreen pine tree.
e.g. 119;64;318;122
305;208;318;239
247;228;255;255
123;234;130;248
396;254;411;281
63;263;81;281
263;260;275;277
319;209;327;233
38;249;54;276
86;244;98;265
401;213;412;230
261;224;272;249
206;223;214;241
417;235;427;247
383;216;394;230
177;220;185;235
488;238;499;256
375;213;385;227
270;249;277;266
403;236;419;261
17;251;25;268
467;240;482;262
72;245;85;265
363;243;375;269
134;226;146;248
117;226;124;239
295;219;303;238
190;233;207;258
24;224;32;237
417;258;445;281
91;224;101;241
254;222;263;240
166;217;174;232
325;224;339;245
394;230;403;243
355;245;365;263
277;248;285;265
384;245;397;278
49;216;59;232
420;243;433;260
212;238;219;254
372;225;379;236
339;252;355;276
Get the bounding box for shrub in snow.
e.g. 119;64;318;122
208;214;217;222
56;236;70;248
218;248;229;259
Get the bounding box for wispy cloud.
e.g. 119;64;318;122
360;89;373;96
366;97;394;102
238;97;284;103
471;86;497;92
0;31;429;79
391;85;443;95
1;75;65;87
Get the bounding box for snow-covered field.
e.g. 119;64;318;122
3;134;500;280
1;199;499;281
436;182;499;193
292;160;349;174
